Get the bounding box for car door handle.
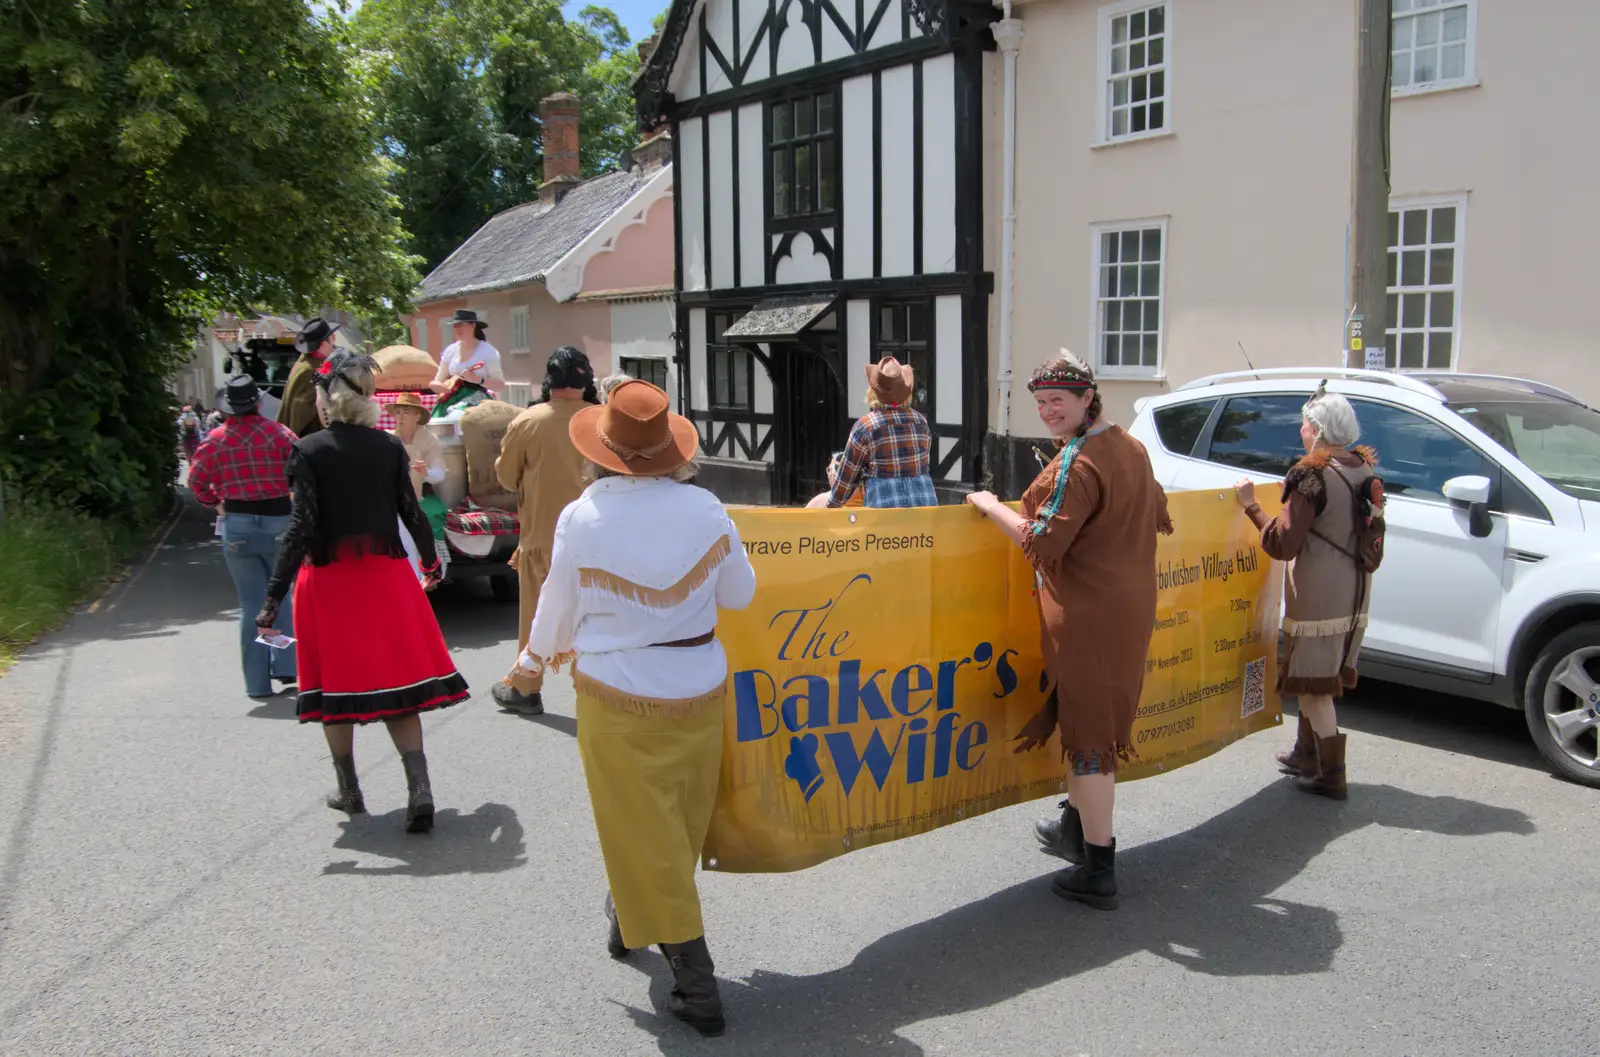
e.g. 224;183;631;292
1509;550;1546;565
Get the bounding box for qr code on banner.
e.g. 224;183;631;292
1241;658;1266;719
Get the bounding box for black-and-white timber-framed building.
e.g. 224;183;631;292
637;0;998;504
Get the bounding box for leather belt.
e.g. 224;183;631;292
649;630;716;648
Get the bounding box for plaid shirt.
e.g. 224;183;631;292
829;406;932;507
188;413;297;507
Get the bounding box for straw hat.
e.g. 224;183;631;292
390;392;428;414
568;380;698;477
865;356;914;406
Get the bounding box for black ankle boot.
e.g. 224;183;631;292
326;753;366;815
1033;798;1086;864
1051;839;1118;910
605;893;631;960
400;750;434;833
658;937;725;1037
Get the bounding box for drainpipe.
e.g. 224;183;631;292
992;5;1023;485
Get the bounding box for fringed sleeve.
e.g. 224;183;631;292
716;516;758;611
1019;459;1101;575
266;450;314;602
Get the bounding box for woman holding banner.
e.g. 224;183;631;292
965;350;1172;911
1234;388;1376;801
514;379;756;1038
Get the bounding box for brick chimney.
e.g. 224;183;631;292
539;92;581;208
633;127;673;171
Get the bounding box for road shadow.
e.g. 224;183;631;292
621;781;1534;1055
245;692;300;721
498;709;578;738
1305;680;1544;773
50;497;240;647
430;579;520;653
322;801;526;877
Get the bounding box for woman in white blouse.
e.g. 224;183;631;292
518;380;755;1039
430;309;505;415
389;392;446;579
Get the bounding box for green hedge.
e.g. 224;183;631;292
0;491;128;671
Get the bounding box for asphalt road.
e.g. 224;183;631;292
0;498;1594;1056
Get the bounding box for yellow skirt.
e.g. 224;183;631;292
576;689;724;950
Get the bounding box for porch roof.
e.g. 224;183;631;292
720;295;838;343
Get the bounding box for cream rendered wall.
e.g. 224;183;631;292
1003;0;1600;432
1390;0;1597;403
1004;0;1354;429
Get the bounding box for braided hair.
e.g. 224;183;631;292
535;345;600;405
1027;349;1101;441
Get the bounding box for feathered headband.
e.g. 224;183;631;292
1027;349;1097;392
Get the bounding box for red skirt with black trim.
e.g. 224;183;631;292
291;554;468;725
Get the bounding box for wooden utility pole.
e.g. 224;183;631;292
1347;0;1393;370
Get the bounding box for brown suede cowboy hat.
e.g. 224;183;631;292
569;379;699;477
389;392;428;415
865;356;914;406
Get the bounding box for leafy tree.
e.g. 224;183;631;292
1;0;418;526
351;0;642;273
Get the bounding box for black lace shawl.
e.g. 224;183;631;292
266;423;437;601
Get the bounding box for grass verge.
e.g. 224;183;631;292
0;494;128;673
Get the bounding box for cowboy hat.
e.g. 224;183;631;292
294;317;342;354
220;375;263;414
865;356;914;406
450;309;485;328
568;380;698;477
389;392;428;413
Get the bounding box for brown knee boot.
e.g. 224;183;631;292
1294;733;1348;800
1276;713;1316;775
658;937;725;1037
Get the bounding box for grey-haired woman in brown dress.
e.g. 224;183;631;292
1235;389;1377;800
966;351;1172;910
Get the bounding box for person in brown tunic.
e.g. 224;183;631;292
1235;388;1377;800
967;351;1172;910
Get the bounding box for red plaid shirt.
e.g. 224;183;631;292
188;414;297;507
829;406;932;507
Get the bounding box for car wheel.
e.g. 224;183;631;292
490;574;518;604
1523;623;1600;789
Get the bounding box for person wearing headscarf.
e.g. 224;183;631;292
1234;387;1378;800
966;350;1172;911
277;318;341;438
827;356;936;508
516;379;756;1037
255;351;468;834
430;310;505;418
489;345;600;714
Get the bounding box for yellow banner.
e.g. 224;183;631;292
708;490;1284;874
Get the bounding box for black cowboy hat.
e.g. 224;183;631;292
294;317;343;354
450;309;485;328
221;374;262;414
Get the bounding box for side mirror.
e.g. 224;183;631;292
1442;475;1491;505
1443;474;1493;538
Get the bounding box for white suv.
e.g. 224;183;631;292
1127;368;1600;788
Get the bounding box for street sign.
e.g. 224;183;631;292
1346;314;1385;370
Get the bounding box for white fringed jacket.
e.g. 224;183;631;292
522;476;757;715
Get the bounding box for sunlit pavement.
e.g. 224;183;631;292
0;498;1592;1055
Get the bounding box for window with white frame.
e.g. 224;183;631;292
1386;197;1464;370
1099;1;1168;142
509;306;530;354
439;319;452;352
415;320;428;352
1092;221;1166;374
1392;0;1477;94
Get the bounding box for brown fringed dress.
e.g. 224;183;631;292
1020;425;1174;773
1245;448;1378;696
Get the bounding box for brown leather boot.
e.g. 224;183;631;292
1294;733;1348;800
658;937;725;1037
1276;714;1316;775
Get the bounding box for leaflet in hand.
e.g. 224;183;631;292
256;632;296;650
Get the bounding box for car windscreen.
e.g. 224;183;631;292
1452;400;1600;502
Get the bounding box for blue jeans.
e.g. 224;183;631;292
221;513;296;696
